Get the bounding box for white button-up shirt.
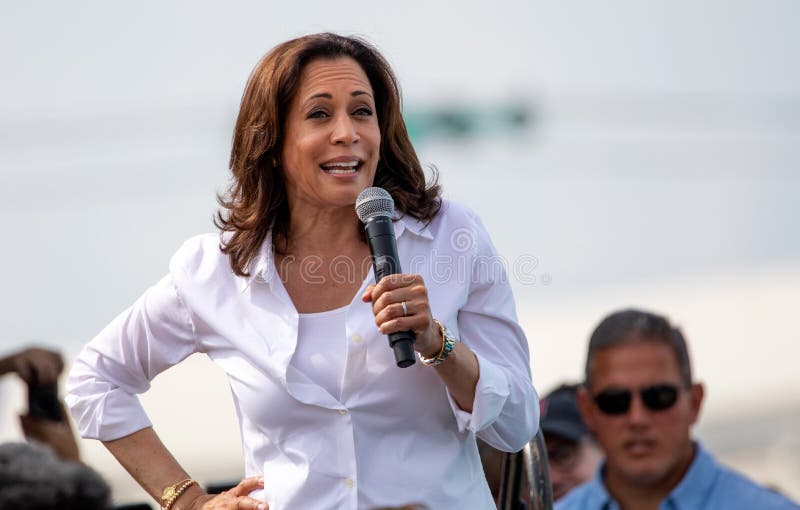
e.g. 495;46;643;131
66;200;539;509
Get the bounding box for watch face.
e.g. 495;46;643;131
161;487;176;505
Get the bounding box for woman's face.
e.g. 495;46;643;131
281;56;381;214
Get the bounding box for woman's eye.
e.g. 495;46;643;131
353;107;373;116
307;109;328;119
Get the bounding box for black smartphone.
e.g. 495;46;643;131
27;378;63;421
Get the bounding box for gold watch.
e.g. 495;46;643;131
160;478;198;510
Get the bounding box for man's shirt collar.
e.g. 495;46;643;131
666;444;717;509
563;442;715;510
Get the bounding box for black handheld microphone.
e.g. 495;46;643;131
355;187;416;368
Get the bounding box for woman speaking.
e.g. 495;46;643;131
66;33;538;510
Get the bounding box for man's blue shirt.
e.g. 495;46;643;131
555;443;799;510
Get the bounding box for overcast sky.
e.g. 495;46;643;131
1;0;799;499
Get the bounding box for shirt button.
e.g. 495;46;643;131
338;409;348;416
352;334;362;344
345;478;355;489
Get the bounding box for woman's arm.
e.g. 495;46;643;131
363;209;539;451
104;427;265;510
428;342;480;412
104;427;202;506
446;211;539;451
362;274;479;412
65;243;266;508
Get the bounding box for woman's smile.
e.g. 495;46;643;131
319;155;364;176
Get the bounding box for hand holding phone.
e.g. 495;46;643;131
27;378;63;421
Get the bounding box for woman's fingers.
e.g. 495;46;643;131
367;274;431;330
233;496;268;509
362;274;417;304
200;494;267;510
207;476;266;509
371;278;425;313
375;299;428;329
228;476;265;497
372;274;419;296
364;273;440;353
361;284;375;302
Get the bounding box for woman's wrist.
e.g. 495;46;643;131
419;321;444;358
418;319;457;367
168;483;206;510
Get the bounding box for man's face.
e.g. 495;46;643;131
545;434;603;500
578;341;704;489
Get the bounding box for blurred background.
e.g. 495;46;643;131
1;0;798;504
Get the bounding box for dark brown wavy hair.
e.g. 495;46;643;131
215;33;441;277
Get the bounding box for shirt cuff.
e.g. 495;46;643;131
446;352;511;433
66;381;153;441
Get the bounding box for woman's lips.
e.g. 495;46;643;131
320;159;362;175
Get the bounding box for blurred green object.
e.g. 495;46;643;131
404;102;537;142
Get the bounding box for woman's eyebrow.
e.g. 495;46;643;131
308;92;332;100
306;90;372;101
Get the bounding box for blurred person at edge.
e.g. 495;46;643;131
539;384;602;501
0;347;77;461
0;348;110;510
557;309;800;510
477;384;601;504
65;33;538;510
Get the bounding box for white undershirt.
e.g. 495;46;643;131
290;305;348;401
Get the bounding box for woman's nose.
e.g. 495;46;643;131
331;114;359;145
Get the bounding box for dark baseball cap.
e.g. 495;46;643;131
540;384;588;442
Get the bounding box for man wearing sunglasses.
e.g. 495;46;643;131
556;308;799;510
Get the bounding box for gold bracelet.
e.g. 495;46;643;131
418;319;457;367
161;478;198;510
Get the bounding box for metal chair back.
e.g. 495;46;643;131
498;430;554;510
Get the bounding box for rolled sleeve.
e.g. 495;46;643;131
65;269;198;441
450;211;540;452
446;352;510;433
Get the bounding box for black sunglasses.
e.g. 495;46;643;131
593;384;682;415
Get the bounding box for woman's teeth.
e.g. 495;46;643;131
321;161;360;174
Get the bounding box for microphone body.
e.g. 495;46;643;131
356;188;416;368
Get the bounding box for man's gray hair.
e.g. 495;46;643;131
584;308;693;388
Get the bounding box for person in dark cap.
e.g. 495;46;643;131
540;383;603;501
477;383;602;505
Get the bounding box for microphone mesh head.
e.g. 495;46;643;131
355;187;394;222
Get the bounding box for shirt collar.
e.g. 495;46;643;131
581;442;716;510
583;463;617;510
245;213;433;284
666;443;717;509
391;212;434;241
242;229;275;286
